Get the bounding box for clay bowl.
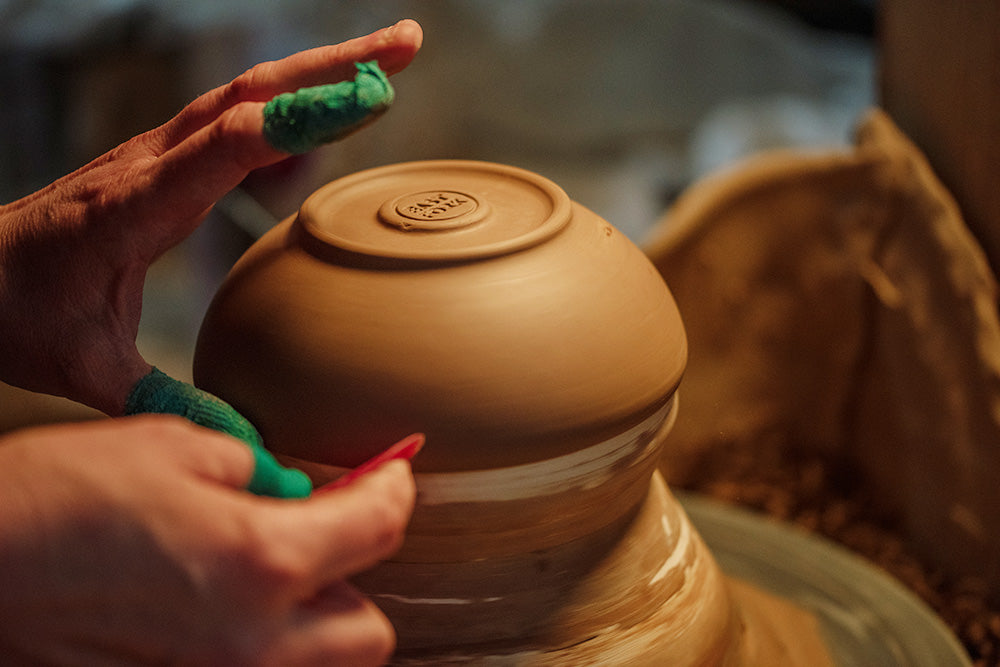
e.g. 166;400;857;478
192;161;832;664
193;160;687;473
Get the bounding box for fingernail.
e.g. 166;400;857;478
386;18;409;34
385;19;420;44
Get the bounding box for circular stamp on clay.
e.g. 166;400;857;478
299;160;571;261
380;190;488;230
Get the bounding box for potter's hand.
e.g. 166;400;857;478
0;417;416;666
126;367;312;498
0;19;422;416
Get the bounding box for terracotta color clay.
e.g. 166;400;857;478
194;161;686;472
194;161;832;664
281;407;831;665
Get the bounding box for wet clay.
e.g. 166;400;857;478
194;161;686;471
194;161;833;664
279;407;831;665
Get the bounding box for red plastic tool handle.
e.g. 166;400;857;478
315;433;425;493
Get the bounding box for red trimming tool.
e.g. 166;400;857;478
315;433;425;493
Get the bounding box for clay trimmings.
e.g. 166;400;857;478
263;61;394;154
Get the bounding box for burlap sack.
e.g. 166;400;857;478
646;109;1000;594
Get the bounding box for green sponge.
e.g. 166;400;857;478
125;368;312;498
263;60;395;155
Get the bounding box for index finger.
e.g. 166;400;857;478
153;19;423;151
126;53;406;250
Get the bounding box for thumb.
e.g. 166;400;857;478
124;367;312;498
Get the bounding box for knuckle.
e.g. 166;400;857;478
224;60;276;105
223;67;257;105
245;540;312;594
78;174;131;223
206;104;267;172
209;106;252;146
207;519;305;602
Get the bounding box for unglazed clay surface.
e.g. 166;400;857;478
194;161;686;471
279;405;831;665
194;160;832;664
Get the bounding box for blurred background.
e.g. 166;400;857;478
0;0;875;390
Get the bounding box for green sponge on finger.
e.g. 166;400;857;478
262;60;395;155
125;368;312;498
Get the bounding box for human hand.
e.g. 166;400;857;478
0;19;422;416
0;416;416;665
125;367;313;498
